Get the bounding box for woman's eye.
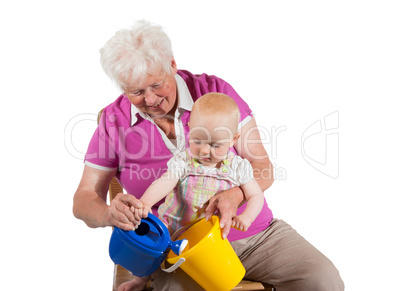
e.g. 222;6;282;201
129;91;142;96
192;140;201;145
212;144;220;148
152;81;164;89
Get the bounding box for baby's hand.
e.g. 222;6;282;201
132;207;142;229
141;204;152;218
231;214;252;232
132;204;152;229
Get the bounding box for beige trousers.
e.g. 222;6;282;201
150;219;344;291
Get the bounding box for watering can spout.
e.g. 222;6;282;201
169;239;188;255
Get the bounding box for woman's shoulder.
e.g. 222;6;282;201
177;70;231;94
103;94;131;113
100;94;132;126
177;70;227;84
177;70;252;122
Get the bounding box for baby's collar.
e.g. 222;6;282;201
187;149;231;170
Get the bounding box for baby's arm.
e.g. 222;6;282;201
232;179;264;231
133;170;179;226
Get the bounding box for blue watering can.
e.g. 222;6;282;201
109;213;188;277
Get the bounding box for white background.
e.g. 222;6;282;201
1;1;401;290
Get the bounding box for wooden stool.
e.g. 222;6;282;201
112;264;275;291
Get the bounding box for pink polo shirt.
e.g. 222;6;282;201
85;70;273;241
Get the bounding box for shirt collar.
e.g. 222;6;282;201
130;74;193;126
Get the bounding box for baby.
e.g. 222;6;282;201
137;92;264;233
119;93;264;291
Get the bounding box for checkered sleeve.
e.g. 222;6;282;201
166;151;188;180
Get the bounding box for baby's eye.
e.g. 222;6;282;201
212;143;221;148
191;140;201;145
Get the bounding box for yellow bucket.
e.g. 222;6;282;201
166;216;245;291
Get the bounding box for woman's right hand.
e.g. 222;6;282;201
74;166;144;231
104;192;143;231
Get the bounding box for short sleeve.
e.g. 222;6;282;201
84;110;119;171
216;79;254;129
177;71;254;128
232;156;254;185
167;151;188;180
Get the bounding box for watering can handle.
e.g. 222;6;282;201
162;257;186;273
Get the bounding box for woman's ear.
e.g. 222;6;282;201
171;58;178;74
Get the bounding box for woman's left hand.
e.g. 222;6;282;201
204;186;244;239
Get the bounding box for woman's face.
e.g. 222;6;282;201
124;60;178;117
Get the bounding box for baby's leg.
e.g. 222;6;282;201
117;275;150;291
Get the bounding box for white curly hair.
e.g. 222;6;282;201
100;20;174;91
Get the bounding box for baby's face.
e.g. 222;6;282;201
189;113;238;167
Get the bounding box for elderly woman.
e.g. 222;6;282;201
73;20;344;291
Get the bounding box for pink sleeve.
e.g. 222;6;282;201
84;111;119;170
177;70;254;125
214;77;254;125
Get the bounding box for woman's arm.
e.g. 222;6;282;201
204;117;274;238
73;165;142;231
236;117;274;191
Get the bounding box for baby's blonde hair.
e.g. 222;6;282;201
190;93;240;134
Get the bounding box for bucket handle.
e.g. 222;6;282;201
162;257;186;273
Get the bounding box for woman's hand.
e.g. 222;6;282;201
73;166;144;231
104;192;143;231
204;187;244;239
